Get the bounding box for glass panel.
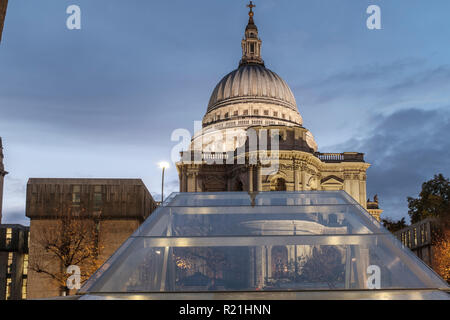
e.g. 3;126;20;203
137;192;384;237
81;234;447;293
80;191;450;295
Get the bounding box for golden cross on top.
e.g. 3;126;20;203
247;1;256;12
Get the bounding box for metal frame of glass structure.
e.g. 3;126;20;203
78;191;450;300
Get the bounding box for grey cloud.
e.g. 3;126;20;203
333;108;450;222
4;175;26;195
300;58;425;88
2;210;29;226
293;59;450;108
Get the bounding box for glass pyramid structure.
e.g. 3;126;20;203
79;191;449;299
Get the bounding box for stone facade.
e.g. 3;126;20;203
0;0;8;43
178;126;370;208
367;195;383;222
25;178;157;298
177;6;377;214
0;138;8;224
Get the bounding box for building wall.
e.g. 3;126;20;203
97;219;141;262
0;225;29;300
395;219;437;268
26;220;61;299
0;137;8;224
177;126;371;210
26;179;157;299
0;176;4;224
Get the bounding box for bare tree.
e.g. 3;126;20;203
29;208;102;295
299;246;345;289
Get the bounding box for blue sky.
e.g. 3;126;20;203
0;0;449;225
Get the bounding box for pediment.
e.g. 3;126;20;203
321;175;344;185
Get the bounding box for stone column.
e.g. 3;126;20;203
196;173;203;192
294;163;299;191
248;166;253;192
359;180;366;208
266;246;272;278
194;173;198;192
0;174;4;224
257;165;262;191
301;171;307;191
0;137;7;224
187;172;196;192
0;0;9;43
257;246;265;288
179;168;185;192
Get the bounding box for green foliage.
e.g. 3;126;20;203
407;174;450;225
381;217;408;233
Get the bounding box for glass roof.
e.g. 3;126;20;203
80;191;449;295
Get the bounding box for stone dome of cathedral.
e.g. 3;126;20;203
191;2;315;153
207;64;298;114
201;5;303;128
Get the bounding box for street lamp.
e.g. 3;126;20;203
158;161;170;203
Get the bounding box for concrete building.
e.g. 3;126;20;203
395;218;439;269
0;0;8;43
25;178;157;298
0;138;8;224
176;4;376;216
0;224;29;300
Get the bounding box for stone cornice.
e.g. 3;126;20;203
177;149;370;173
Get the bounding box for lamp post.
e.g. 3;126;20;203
158;162;170;203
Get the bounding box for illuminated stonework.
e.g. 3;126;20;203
0;0;8;43
177;4;377;216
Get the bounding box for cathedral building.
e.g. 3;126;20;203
177;3;378;216
0;138;8;224
0;0;8;43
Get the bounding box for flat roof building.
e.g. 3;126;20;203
0;224;29;300
26;178;157;298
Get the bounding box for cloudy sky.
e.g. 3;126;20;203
0;0;449;225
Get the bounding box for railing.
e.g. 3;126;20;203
180;151;364;163
317;153;344;161
202;152;229;160
316;152;365;163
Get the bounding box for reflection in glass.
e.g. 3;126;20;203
80;191;449;295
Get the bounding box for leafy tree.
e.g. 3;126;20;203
407;174;450;282
433;229;450;283
407;174;449;225
381;217;408;233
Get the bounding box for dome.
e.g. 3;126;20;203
191;4;310;153
207;64;298;113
